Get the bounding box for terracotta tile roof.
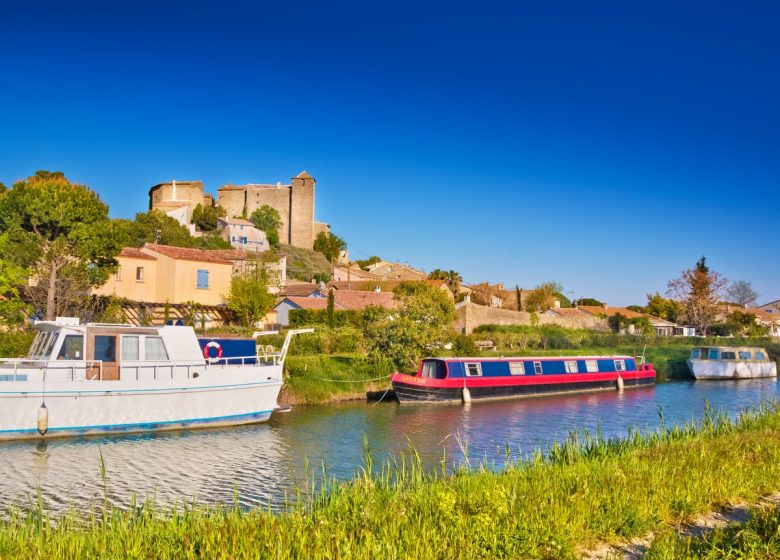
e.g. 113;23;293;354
720;304;778;322
283;297;330;310
329;279;450;292
283;283;323;297
227;218;254;227
577;306;648;320
206;248;247;261
333;290;395;310
545;307;588;317
142;243;234;265
119;247;157;261
296;170;313;179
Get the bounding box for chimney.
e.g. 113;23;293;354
554;300;561;309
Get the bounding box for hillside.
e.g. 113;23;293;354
278;244;331;281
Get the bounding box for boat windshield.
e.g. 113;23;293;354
420;360;447;379
28;331;59;360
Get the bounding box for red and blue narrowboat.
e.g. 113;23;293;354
391;355;655;404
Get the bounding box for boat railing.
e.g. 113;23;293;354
0;358;104;382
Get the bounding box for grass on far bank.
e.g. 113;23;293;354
4;403;780;558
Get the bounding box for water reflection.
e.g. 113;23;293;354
0;378;776;513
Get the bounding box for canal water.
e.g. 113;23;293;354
0;379;777;513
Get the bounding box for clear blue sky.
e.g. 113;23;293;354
1;1;778;306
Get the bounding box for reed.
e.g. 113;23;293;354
3;403;780;559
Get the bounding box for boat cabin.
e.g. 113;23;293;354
690;347;771;362
415;356;639;379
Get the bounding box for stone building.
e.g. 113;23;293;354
148;180;213;214
217;171;329;250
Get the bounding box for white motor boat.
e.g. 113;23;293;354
687;346;777;380
0;318;310;440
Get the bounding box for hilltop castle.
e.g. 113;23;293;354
148;171;329;250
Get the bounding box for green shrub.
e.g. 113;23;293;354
0;329;35;358
451;334;478;356
288;309;364;328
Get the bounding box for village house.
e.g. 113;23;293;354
217;217;268;252
759;299;780;315
273;290;395;327
719;303;780;337
363;260;428;281
328;279;454;300
577;305;682;336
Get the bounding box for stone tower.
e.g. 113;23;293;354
289;171;315;249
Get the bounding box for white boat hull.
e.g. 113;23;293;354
0;366;283;440
688;359;777;380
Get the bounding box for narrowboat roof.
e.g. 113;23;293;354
425;355;636;362
693;346;768;352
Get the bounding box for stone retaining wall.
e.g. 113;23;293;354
454;302;608;334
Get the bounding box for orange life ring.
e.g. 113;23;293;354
203;341;223;363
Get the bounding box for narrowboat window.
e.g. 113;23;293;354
691;349;701;359
465;363;482;376
146;337;169;361
56;335;84;360
421;360;447;379
720;351;736;360
614;359;626;372
738;351;752;360
708;349;719;360
585;360;599;372
756;352;766;360
533;361;543;375
564;360;578;373
94;336;117;362
122;336;140;361
509;362;525;375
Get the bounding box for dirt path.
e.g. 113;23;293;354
581;492;780;559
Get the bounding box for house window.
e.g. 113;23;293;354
738;351;752;360
465;363;482;376
564;360;578;373
239;236;248;244
614;359;626;372
533;361;543;375
585;360;599;372
509;362;525;375
136;267;144;282
196;269;209;289
115;266;122;281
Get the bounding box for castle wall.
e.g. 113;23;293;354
218;189;246;218
245;186;293;244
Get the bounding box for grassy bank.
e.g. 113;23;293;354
4;404;780;558
282;354;394;404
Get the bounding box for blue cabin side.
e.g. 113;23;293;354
198;338;257;365
432;357;636;379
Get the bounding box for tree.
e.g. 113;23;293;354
578;298;605;307
250;205;282;247
0;171;122;320
313;231;346;263
364;282;455;370
645;292;683;322
115;211;195;248
226;265;276;327
0;232;29;327
666;257;728;335
327;289;335;328
515;285;522;311
525;281;564;312
469;282;506;307
191;204;226;232
354;255;381;269
725;280;759;308
428;269;463;293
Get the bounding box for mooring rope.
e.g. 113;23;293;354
305;374;392;383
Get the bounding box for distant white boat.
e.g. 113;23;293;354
0;318;310;440
687;346;777;380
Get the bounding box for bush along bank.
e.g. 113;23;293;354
3;403;780;559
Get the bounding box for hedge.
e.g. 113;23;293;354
288;309;364;328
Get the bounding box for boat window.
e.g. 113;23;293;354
614;359;626;372
421;360;447;379
29;331;58;359
465;363;482;377
146;337;169;361
509;362;525;375
122;336;140;361
708;349;719;360
94;336;117;362
533;361;543;375
720;351;736;360
756;352;766;360
691;349;701;359
585;360;599;372
565;360;578;373
56;335;84;360
738;351;752;360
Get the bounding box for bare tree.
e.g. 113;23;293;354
725;280;759;308
667;257;727;335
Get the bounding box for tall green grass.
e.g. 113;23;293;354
4;403;780;558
